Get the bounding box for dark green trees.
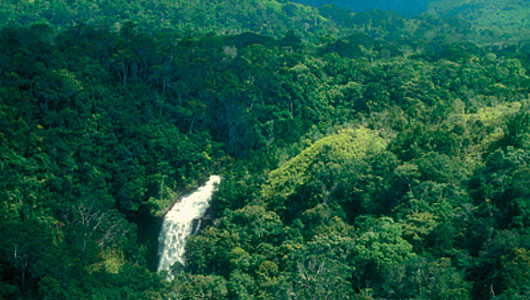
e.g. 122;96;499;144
2;1;530;298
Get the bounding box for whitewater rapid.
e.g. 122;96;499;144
157;175;221;273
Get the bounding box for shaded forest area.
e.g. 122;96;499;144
1;0;530;299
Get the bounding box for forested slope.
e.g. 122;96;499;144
0;0;339;38
285;0;530;44
1;0;530;299
291;0;431;17
0;0;497;44
427;0;530;42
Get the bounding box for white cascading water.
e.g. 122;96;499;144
157;175;221;273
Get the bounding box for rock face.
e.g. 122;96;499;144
157;175;221;273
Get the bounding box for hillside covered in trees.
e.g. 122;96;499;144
291;0;431;17
1;0;530;299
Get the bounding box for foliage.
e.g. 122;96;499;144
1;0;530;299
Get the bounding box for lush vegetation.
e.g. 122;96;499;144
427;0;530;43
0;0;340;38
292;0;431;17
1;0;530;299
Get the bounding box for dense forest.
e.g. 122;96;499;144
1;0;530;299
291;0;431;17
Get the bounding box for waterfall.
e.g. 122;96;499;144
157;175;221;273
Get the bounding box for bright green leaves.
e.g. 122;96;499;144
229;247;252;272
352;217;414;272
350;217;472;299
261;128;387;220
401;211;439;241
